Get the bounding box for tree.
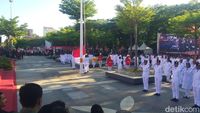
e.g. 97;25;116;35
116;0;154;68
0;16;28;38
59;0;97;23
169;10;200;54
147;2;200;50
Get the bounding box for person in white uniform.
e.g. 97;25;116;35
182;62;193;99
171;61;180;102
84;55;90;73
151;55;157;68
140;60;150;92
178;59;184;86
164;58;172;82
117;55;123;72
71;55;76;69
153;60;163;96
192;63;200;108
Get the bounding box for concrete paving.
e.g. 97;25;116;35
16;56;198;113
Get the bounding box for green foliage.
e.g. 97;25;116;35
0;16;28;38
116;0;155;48
146;2;200;48
45;27;79;46
59;0;97;22
15;38;45;48
13;1;200;53
168;10;200;37
0;57;12;70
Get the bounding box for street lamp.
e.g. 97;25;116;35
9;0;13;19
80;0;84;73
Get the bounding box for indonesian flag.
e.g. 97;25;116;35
72;48;86;64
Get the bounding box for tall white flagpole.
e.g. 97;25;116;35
80;0;84;73
9;0;13;19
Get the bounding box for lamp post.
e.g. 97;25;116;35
80;0;84;73
9;0;13;19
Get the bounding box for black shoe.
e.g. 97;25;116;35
171;98;176;101
192;104;199;108
154;93;160;96
143;90;148;92
174;99;179;102
183;96;190;99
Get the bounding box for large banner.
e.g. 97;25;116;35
159;34;200;54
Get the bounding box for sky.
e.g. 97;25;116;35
0;0;195;36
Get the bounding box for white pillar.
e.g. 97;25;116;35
80;0;84;74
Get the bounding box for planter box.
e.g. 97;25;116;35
105;71;166;85
0;59;16;86
0;60;17;112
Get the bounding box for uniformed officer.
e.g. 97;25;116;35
153;60;163;96
182;62;193;99
171;61;180;102
192;63;200;108
140;60;150;92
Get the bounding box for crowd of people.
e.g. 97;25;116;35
138;54;200;108
0;83;105;113
84;53;200;108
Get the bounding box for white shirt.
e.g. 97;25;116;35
193;70;200;87
154;64;163;79
172;67;180;84
141;64;150;77
182;68;193;89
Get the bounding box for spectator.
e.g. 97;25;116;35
19;83;43;113
38;100;69;113
91;104;104;113
0;92;8;113
51;106;69;113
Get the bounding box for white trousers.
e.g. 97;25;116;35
143;77;149;90
98;61;102;68
155;77;162;94
172;82;179;99
193;87;200;106
166;73;171;81
84;64;89;72
126;65;130;69
108;66;112;71
179;74;183;85
92;62;96;68
184;88;190;97
72;62;75;69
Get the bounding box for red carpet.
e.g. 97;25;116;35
0;60;17;112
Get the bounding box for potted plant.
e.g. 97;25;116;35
0;57;12;70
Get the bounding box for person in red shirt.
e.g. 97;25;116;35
98;53;103;68
125;54;131;69
106;55;113;71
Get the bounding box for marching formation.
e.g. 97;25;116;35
58;52;200;108
138;55;200;108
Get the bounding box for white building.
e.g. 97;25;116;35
43;27;56;36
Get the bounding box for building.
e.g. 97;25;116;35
43;27;56;36
27;29;33;38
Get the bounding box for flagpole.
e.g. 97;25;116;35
80;0;84;74
9;0;13;19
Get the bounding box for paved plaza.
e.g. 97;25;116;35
16;56;196;113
